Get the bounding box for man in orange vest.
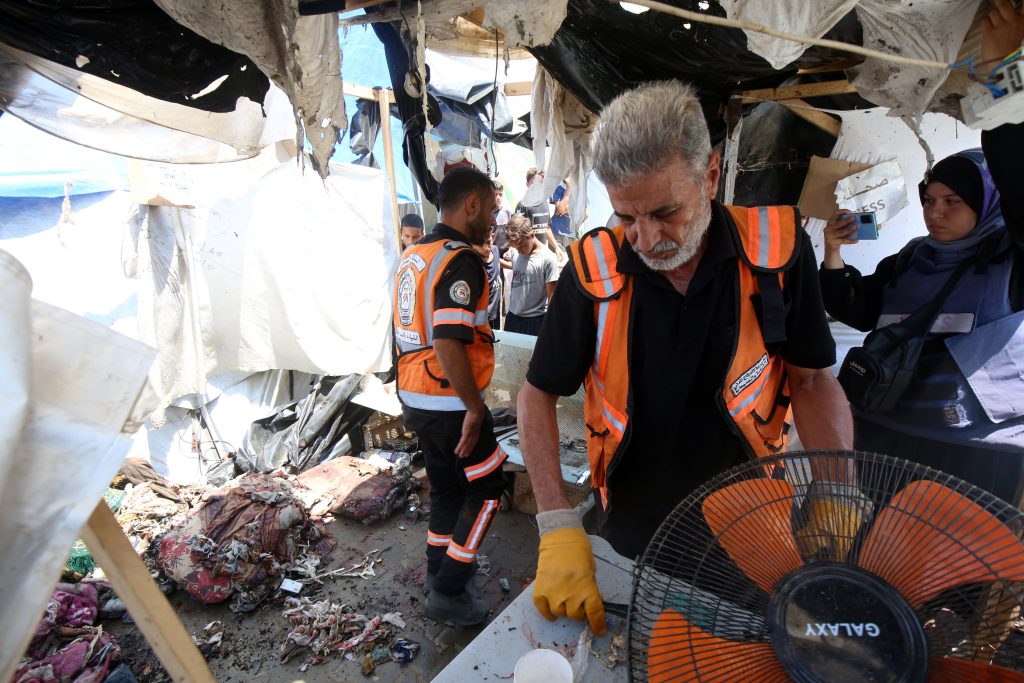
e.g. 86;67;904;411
516;81;855;635
393;167;508;625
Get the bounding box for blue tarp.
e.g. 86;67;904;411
0;116;128;198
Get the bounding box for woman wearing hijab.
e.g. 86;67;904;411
819;0;1024;504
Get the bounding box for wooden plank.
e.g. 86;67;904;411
738;80;856;102
777;99;842;136
345;0;393;10
376;89;403;251
81;502;215;683
342;81;395;104
504;81;533;96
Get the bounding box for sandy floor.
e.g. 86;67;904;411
109;504;541;682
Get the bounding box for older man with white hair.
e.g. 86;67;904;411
516;81;854;634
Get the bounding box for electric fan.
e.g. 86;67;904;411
628;450;1024;682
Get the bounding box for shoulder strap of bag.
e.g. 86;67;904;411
886;256;975;342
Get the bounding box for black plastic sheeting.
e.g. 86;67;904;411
528;0;863;144
0;0;269;113
367;0;869;206
235;375;375;475
732;102;839;207
349;98;382;168
373;21;443;206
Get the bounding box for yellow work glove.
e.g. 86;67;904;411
533;526;607;636
795;481;874;562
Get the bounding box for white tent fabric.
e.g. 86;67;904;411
719;0;980;117
0;250;154;682
0;44;296;161
129;158;398;424
154;0;345;177
523;66;596;232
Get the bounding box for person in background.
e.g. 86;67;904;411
516;168;566;261
502;214;558;336
400;213;425;250
549;177;575;249
474;230;503;330
492;179;513;257
392;167;507;625
819;0;1024;505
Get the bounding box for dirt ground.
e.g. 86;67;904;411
107;503;541;682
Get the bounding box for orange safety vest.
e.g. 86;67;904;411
568;205;800;506
393;238;494;411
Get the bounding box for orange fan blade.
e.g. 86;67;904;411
702;479;802;594
859;480;1024;608
928;658;1024;682
648;608;788;682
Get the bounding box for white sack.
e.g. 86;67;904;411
834;158;909;226
132;160;398;422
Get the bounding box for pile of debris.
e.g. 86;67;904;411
13;582;123;683
153;471;336;612
278;597;419;674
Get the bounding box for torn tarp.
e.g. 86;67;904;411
237;375;374;475
350;99;383;168
0;0;268;113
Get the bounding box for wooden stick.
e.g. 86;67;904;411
343;81;395;104
777;99;842;136
738;80;857;101
377;88;404;251
81;502;215;683
504;81;533;96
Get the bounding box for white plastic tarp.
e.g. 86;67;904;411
0;250;154;681
0;48;294;165
129;156;398;424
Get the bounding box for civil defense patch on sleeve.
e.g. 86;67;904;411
449;280;472;306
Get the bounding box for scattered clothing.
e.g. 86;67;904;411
155;472;334;611
295;455;417;522
278;597;406;672
15;583;120;683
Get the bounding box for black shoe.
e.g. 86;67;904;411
425;589;489;626
425;570;437;595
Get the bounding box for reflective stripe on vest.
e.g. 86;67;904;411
393;238;494;410
569;207;798;505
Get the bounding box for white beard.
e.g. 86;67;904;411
634;197;712;272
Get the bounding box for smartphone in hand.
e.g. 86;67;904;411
849;211;879;240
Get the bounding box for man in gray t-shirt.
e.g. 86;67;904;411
501;214;558;336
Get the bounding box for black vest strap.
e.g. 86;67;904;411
754;271;788;352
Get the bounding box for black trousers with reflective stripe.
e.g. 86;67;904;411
420;409;508;596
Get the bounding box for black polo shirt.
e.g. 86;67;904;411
526;202;836;559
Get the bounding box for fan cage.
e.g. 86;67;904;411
628;449;1024;682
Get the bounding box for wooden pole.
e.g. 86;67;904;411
81;502;216;683
376;88;403;250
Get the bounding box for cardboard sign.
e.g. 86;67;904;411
798;155;874;220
